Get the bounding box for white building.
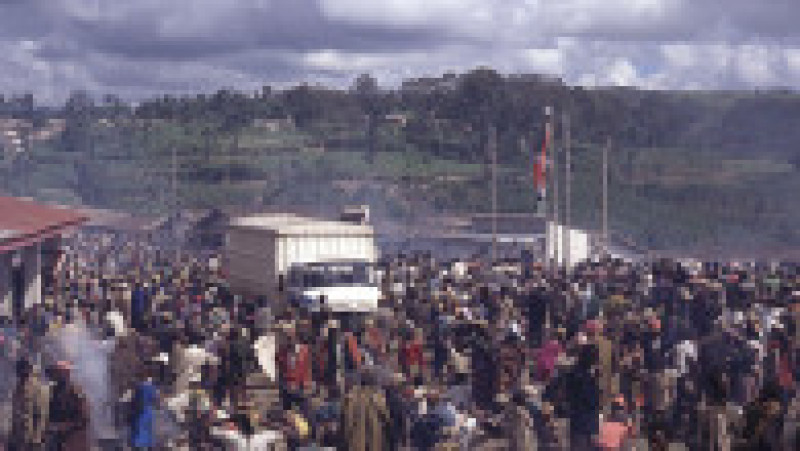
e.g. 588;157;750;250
0;197;87;322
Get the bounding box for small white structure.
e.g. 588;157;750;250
546;221;591;268
226;214;380;312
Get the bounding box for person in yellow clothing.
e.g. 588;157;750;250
286;409;311;448
9;359;50;451
340;371;391;451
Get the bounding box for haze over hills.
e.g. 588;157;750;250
1;69;799;257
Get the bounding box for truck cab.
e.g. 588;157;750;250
286;261;381;313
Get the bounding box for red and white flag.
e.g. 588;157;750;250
534;126;549;202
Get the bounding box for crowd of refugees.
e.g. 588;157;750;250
1;229;799;450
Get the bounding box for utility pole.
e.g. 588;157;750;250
489;124;498;263
172;143;181;258
564;112;572;272
229;133;237;200
521;135;531;256
603;137;610;258
172;145;177;214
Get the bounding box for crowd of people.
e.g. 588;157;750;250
1;228;799;450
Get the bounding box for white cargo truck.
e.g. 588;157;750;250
226;214;380;312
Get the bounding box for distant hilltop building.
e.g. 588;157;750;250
252;116;295;133
383;113;408;128
506;73;564;86
401;72;565;95
0;117;66;154
400;72;460;94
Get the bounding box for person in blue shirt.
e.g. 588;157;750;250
131;284;147;332
129;367;159;450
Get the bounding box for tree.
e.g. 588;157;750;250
61;90;100;204
101;94;130;120
352;73;385;162
282;84;320;129
62;90;94;153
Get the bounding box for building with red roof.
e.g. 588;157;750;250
0;196;87;322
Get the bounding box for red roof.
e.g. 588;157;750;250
0;197;88;253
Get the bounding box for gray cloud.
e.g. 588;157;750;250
0;0;798;104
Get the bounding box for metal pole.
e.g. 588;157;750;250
544;106;553;271
564;112;571;271
521;135;531;255
603;137;610;258
172;144;180;258
552;111;560;270
172;145;177;213
490;125;498;263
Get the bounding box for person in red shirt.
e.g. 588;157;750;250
364;319;387;365
343;331;362;371
400;329;424;381
277;329;312;410
597;396;633;450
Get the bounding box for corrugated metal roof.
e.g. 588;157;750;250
0;196;88;251
79;207;163;232
0;229;20;241
230;213;374;236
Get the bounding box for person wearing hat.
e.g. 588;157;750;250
9;358;50;451
47;361;90;451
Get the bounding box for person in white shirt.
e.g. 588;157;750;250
674;339;697;377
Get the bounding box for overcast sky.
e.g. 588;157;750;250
2;0;800;103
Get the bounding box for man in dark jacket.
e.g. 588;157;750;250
698;327;734;450
384;375;409;451
742;382;785;450
47;362;90;451
226;327;251;403
568;340;600;450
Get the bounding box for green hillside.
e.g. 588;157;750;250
2;69;799;254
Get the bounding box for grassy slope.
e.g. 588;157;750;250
6;120;799;252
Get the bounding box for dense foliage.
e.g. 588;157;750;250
1;69;799;254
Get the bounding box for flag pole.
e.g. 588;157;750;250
564;111;571;272
603;137;610;258
552;110;560;271
544;106;553;271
